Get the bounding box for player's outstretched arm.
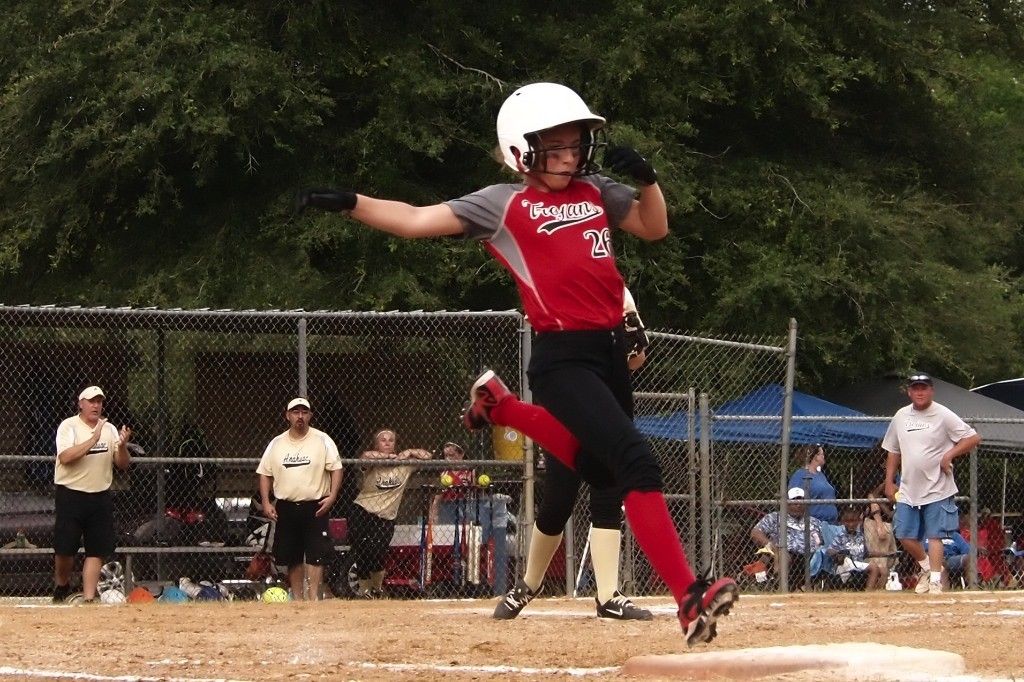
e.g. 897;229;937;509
296;187;463;238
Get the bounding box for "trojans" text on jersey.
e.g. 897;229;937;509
527;199;604;235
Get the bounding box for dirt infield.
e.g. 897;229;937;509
1;590;1021;681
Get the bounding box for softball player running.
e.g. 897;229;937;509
297;82;737;646
465;288;651;621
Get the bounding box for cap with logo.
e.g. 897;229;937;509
907;373;933;386
787;487;806;500
78;386;105;400
287;397;311;411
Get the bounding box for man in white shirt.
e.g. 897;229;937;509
53;386;132;603
883;373;981;594
257;398;342;600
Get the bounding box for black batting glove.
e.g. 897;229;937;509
604;146;658;186
295;187;357;215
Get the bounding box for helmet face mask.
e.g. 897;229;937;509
497;83;606;178
522;125;606;177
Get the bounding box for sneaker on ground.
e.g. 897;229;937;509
677;574;739;647
493;579;538;620
914;569;931;594
355;588;380;600
928;581;944;594
65;592;97;605
462;370;514;432
52;584;72;604
596;591;653;621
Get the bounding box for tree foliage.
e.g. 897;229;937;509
0;1;1022;389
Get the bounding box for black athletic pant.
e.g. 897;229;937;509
528;328;663;496
537;456;623;535
349;504;394;578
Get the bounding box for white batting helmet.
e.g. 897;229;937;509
496;82;606;175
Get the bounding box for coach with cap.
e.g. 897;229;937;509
883;372;982;595
52;385;133;603
257;397;343;600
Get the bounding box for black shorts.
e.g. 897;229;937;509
53;485;115;558
272;499;330;567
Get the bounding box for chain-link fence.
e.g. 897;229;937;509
558;320;1024;598
0;305;528;601
732;416;1024;594
3;305;1021;602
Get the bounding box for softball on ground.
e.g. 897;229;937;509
440;472;454;487
477;473;491;487
263;586;289;603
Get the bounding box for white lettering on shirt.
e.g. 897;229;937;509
524;199;604;234
904;417;930;432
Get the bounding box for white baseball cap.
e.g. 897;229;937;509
787;487;806;500
78;386;105;400
287;397;311;411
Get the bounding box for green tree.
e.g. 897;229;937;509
0;1;1022;388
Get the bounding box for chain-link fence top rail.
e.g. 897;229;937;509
0;305;526;598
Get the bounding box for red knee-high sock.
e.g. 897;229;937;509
490;397;578;469
623;490;696;605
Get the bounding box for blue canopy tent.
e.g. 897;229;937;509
634;384;886;448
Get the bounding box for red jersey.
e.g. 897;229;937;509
446;176;635;332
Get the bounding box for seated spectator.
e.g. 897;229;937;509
866;481;895;520
826;505;882;590
863;496;898;585
750;487;824;588
1007;522;1024;587
974;503;1015;585
961;508;1013;587
924;530;971;590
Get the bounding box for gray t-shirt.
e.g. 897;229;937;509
882;401;977;505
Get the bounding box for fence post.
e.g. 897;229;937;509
564;516;576;596
155;328;168;582
297;317;308;397
969;444;979;589
699;392;711;573
520;318;535;579
687;387;697;559
777;318;798;593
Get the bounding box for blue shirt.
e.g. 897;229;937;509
925;532;970;559
788;468;838;523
